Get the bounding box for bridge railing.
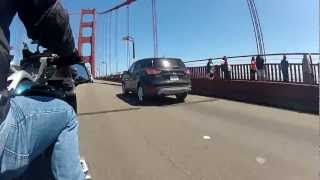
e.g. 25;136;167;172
186;53;319;85
189;63;319;84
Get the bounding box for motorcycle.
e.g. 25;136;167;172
8;49;90;112
8;45;92;179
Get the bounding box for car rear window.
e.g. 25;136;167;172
153;59;185;69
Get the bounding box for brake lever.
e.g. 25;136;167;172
35;57;49;82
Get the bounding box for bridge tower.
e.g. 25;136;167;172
78;9;97;77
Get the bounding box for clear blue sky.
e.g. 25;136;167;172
9;0;319;75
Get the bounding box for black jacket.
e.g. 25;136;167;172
256;56;265;70
0;0;75;120
280;60;289;72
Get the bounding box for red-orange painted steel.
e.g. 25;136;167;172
78;9;96;77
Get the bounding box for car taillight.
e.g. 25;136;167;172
184;68;191;75
145;67;161;75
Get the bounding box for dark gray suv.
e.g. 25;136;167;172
122;58;191;103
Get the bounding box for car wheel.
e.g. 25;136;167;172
122;82;128;95
137;85;145;103
176;93;187;102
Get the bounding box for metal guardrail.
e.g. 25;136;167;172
186;52;319;85
189;64;319;84
184;52;320;63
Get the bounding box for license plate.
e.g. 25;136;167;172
170;76;179;81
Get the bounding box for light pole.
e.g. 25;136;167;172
123;35;136;65
101;61;107;78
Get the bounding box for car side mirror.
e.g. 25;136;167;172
70;64;91;86
122;71;130;80
123;71;129;75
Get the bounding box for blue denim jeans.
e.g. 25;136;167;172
0;96;84;180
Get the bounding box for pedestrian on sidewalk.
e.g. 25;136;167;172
250;56;257;80
206;59;214;78
280;55;289;82
302;54;313;84
222;56;231;80
256;55;265;81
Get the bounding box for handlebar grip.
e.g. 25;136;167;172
46;56;81;67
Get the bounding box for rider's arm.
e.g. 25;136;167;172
17;0;75;56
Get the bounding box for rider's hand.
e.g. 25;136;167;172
64;49;84;65
56;49;84;67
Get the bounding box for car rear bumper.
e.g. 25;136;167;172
143;84;191;96
156;86;191;96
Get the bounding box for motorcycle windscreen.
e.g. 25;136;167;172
15;80;33;95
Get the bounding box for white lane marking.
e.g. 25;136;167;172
256;157;267;165
203;136;211;140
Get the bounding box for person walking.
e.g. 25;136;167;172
250;57;257;80
280;55;289;82
256;55;265;81
302;54;313;84
206;59;214;78
222;56;231;80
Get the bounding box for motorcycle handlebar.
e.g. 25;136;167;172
41;54;82;67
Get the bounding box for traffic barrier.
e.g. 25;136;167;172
191;79;319;114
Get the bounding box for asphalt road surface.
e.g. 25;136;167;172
76;81;318;180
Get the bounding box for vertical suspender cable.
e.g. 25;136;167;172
108;12;113;75
115;10;119;73
152;0;159;58
127;6;131;67
104;16;108;76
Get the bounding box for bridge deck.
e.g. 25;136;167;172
76;81;317;180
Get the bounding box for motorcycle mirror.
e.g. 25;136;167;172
123;71;129;75
71;64;91;86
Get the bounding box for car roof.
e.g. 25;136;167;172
135;58;183;64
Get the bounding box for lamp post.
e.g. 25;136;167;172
122;35;136;64
101;61;107;78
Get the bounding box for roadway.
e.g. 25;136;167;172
76;81;318;180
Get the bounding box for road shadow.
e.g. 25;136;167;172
95;81;121;86
116;93;218;107
78;107;140;117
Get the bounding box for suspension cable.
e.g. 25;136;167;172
246;0;260;55
251;0;266;56
247;0;266;57
249;0;263;55
126;6;131;67
108;12;113;75
115;10;119;73
104;16;108;76
152;0;159;58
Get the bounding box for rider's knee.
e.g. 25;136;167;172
65;108;79;129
